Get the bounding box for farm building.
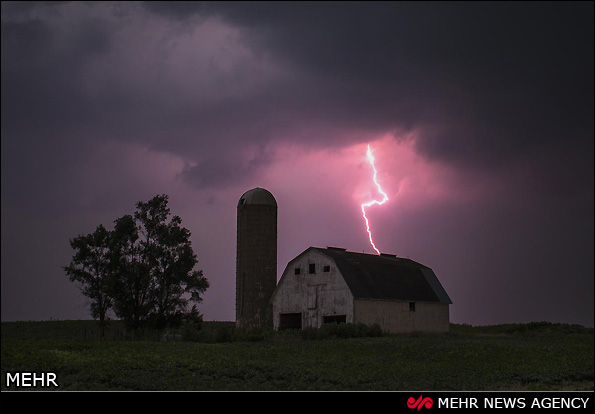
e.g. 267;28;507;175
271;246;452;333
236;187;277;328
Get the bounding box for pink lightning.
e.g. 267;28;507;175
361;144;389;255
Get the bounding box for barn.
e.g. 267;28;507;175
271;246;452;333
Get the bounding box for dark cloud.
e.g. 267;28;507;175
1;14;113;133
182;141;275;189
4;2;592;186
140;2;594;175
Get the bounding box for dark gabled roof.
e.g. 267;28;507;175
311;247;452;304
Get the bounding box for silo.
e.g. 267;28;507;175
236;187;277;328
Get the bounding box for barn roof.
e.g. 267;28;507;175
310;247;452;304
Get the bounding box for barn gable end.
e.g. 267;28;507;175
271;248;354;330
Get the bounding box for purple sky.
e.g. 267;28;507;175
1;2;593;327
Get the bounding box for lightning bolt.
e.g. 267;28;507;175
361;144;389;255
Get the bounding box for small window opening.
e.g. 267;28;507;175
309;263;316;274
409;302;416;312
323;265;330;272
294;267;301;275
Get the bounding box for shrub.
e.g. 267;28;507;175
233;327;276;342
301;323;383;340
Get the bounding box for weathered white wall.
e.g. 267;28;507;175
272;249;354;329
354;299;450;333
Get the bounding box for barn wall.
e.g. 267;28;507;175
354;299;450;333
272;250;353;330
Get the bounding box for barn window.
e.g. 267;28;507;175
409;302;416;312
323;265;330;272
294;267;301;275
309;263;316;274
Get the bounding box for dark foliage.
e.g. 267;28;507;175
64;195;209;333
63;225;113;337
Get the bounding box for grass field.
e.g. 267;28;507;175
1;320;593;391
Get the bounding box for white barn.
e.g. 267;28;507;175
271;247;452;333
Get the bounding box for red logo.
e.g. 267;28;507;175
407;395;433;410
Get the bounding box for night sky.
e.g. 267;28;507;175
1;2;593;327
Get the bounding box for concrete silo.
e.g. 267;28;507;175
236;187;277;328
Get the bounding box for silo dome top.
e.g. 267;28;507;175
238;187;277;207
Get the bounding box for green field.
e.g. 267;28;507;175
1;320;593;391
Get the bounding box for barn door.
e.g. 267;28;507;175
307;285;318;309
279;313;302;330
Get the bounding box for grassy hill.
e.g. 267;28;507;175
1;320;593;391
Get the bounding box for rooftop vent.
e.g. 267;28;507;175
327;246;347;251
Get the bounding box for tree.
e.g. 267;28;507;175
63;224;113;337
109;195;209;331
65;194;209;335
108;214;154;331
134;195;209;329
